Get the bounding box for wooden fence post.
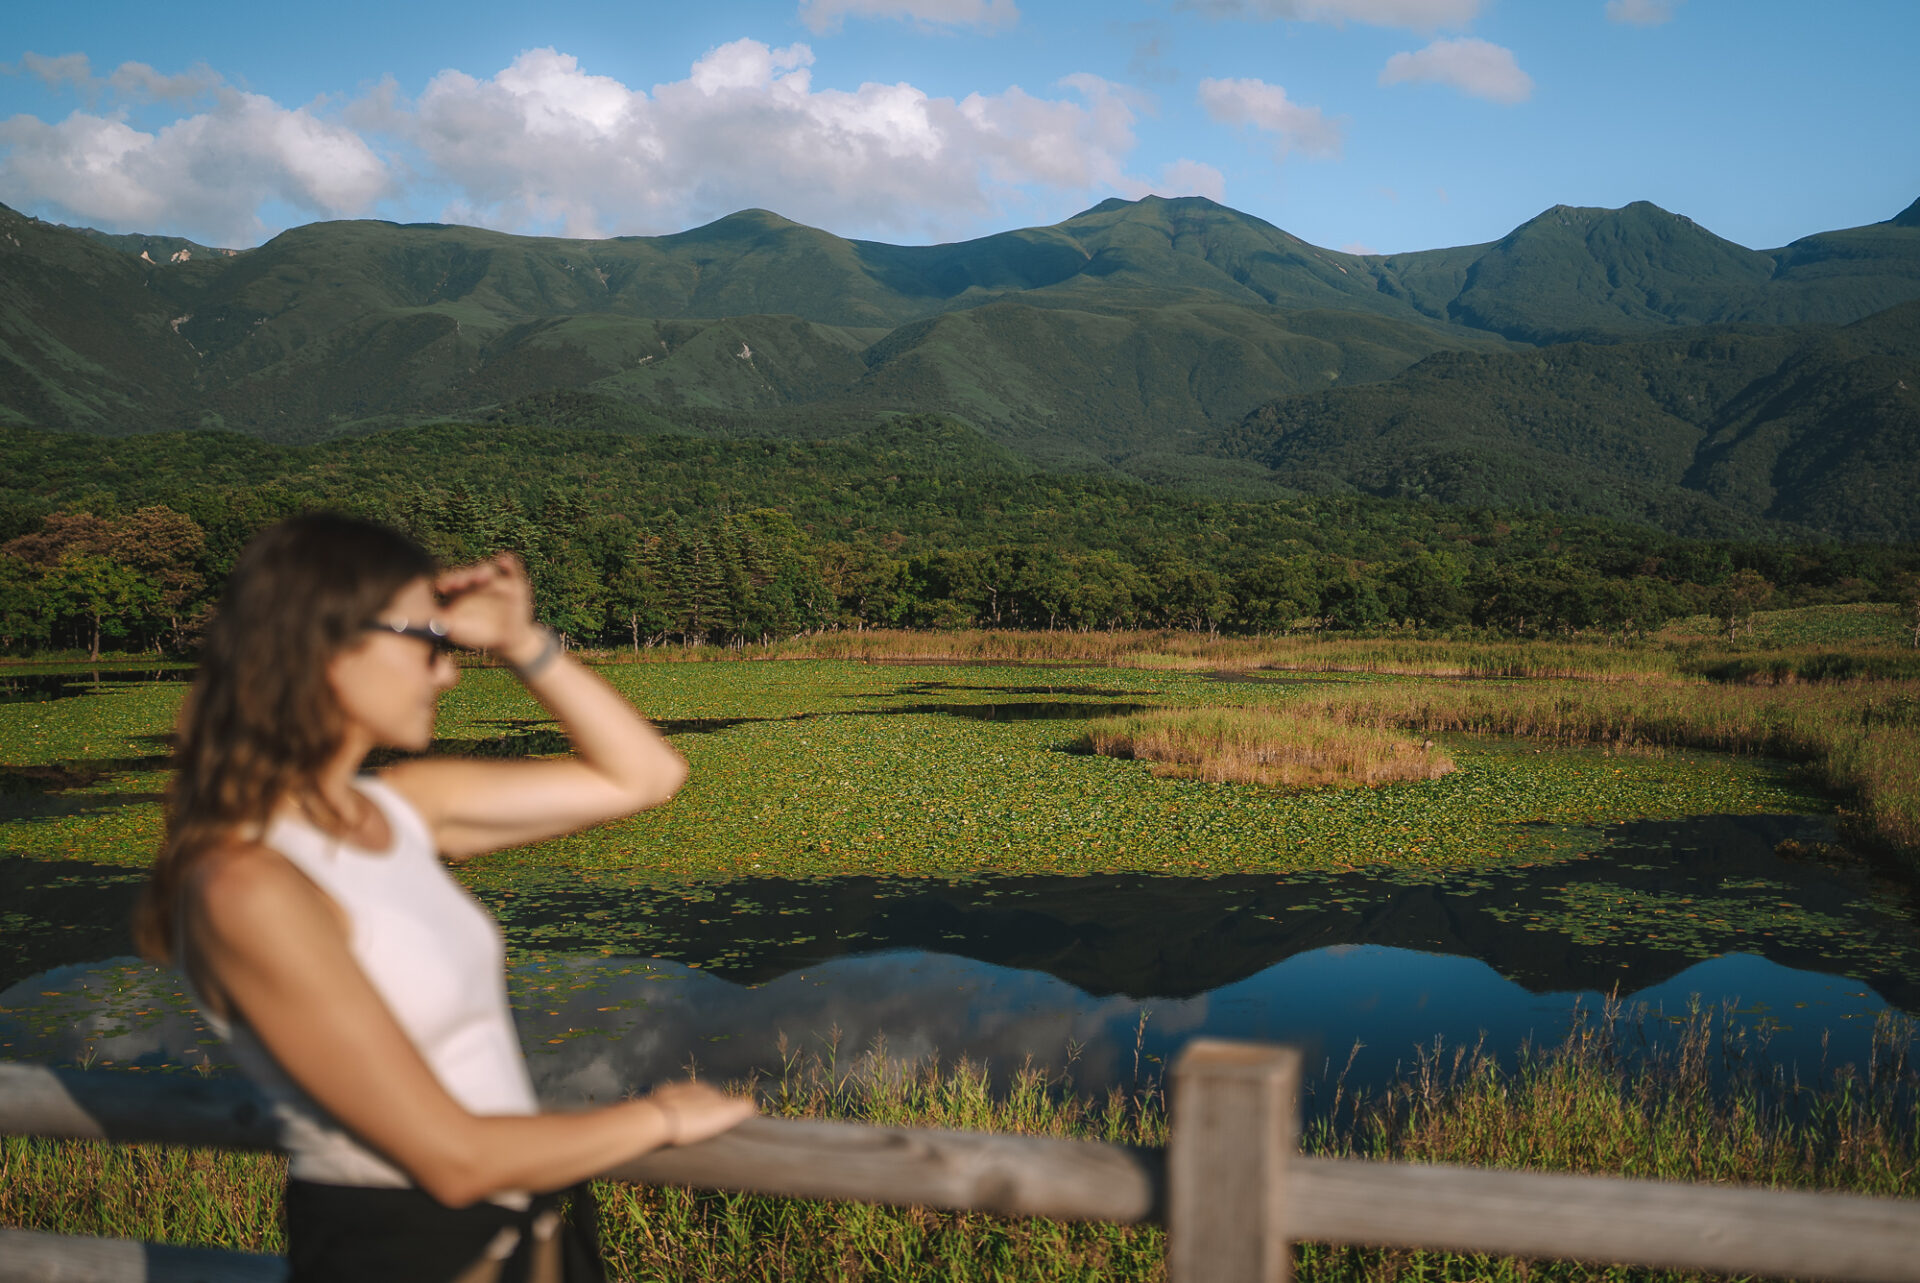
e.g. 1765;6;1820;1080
1168;1038;1301;1283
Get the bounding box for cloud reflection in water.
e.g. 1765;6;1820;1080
1;944;1895;1112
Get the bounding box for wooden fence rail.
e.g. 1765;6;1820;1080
5;1042;1920;1283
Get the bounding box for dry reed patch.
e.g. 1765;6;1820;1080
584;629;1688;681
1085;707;1454;789
1284;678;1920;856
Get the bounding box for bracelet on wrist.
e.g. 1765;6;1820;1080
507;627;561;681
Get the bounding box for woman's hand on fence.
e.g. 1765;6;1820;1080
435;552;543;663
646;1081;757;1148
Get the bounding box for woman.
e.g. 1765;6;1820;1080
133;513;753;1282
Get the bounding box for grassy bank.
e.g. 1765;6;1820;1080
1085;707;1455;789
1270;678;1920;857
6;1009;1917;1281
597;628;1693;681
570;609;1920;684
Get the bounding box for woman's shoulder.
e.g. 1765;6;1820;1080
186;838;345;941
188;838;310;915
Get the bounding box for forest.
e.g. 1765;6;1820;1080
4;415;1916;657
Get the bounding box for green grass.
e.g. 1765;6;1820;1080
1661;602;1911;648
6;1006;1917;1281
0;660;1834;895
414;662;1832;889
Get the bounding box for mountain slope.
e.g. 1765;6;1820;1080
3;193;1918;541
1373;201;1920;344
0;204;203;432
1215;302;1920;541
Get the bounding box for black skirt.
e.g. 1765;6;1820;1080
284;1179;606;1283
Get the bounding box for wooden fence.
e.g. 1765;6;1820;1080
5;1041;1920;1283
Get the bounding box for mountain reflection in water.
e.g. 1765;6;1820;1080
0;945;1893;1114
8;812;1918;1106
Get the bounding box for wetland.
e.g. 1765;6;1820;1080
4;657;1917;1104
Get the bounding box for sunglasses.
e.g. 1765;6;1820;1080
362;618;458;659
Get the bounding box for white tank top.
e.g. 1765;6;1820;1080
202;776;538;1189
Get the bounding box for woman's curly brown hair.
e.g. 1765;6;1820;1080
134;513;436;963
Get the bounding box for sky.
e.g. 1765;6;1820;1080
1;0;1914;256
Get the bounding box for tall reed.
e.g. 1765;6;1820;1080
1277;679;1920;856
582;624;1920;682
591;629;1693;680
7;1009;1916;1282
1085;706;1454;788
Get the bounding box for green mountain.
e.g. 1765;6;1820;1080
3;193;1919;539
63;224;236;265
0;197;1507;455
1372;201;1920;344
1214;301;1920;542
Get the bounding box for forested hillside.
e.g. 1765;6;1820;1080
4;416;1914;658
1216;302;1920;542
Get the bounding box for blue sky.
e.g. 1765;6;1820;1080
2;0;1914;254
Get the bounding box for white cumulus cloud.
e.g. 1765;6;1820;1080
0;43;1170;245
1605;0;1680;25
1197;76;1343;158
0;90;391;244
396;43;1147;241
797;0;1019;32
1179;0;1481;31
1379;37;1533;104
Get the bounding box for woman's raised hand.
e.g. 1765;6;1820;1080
435;553;542;662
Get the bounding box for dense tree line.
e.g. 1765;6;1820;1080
5;470;1918;656
5;416;1918;655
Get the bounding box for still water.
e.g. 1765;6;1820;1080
5;812;1915;1106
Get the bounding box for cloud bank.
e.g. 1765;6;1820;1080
0;88;390;244
797;0;1020;33
0;42;1179;246
1197;77;1343;158
1180;0;1482;31
1604;0;1681;26
1379;36;1533;104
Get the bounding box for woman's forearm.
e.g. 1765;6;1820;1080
423;1098;672;1207
422;1081;753;1207
509;641;688;809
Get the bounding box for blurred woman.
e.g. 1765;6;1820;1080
135;513;752;1282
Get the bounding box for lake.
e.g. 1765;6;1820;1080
7;810;1914;1111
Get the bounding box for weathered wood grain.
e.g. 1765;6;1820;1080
0;1062;280;1153
605;1114;1167;1223
1168;1040;1300;1283
1288;1156;1920;1281
0;1229;286;1283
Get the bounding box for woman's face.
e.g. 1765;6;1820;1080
327;576;458;751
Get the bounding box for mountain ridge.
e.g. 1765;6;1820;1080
2;193;1917;540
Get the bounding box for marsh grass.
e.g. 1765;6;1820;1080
7;1008;1918;1281
0;1134;286;1250
1276;679;1920;856
1085;707;1455;789
592;629;1691;681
